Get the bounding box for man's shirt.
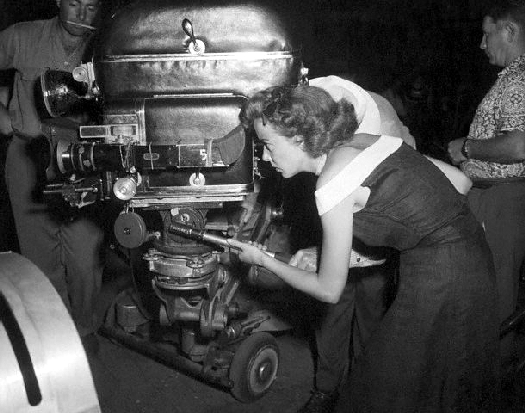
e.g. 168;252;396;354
0;17;90;137
462;54;525;179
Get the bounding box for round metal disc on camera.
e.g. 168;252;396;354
56;139;72;174
114;212;147;249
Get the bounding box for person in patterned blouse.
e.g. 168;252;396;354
448;0;525;367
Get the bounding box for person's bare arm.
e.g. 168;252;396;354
228;194;355;303
449;131;525;165
425;156;472;194
449;79;525;165
0;102;13;136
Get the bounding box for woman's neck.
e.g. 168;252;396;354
314;154;327;176
347;133;380;149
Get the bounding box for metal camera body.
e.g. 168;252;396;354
43;1;306;401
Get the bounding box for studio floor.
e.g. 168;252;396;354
88;331;313;413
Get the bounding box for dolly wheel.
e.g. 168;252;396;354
229;332;280;403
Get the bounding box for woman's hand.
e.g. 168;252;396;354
227;239;268;266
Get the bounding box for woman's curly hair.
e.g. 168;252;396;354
241;85;358;158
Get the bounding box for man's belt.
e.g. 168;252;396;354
471;177;525;189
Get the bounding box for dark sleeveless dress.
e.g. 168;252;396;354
332;142;500;412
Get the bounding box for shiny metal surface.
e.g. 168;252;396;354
0;252;99;413
145;250;219;290
100;2;297;55
97;54;301;99
40;70;88;117
96;2;302;99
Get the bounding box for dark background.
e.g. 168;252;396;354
0;0;501;251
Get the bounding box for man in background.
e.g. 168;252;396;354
0;0;103;353
448;0;525;368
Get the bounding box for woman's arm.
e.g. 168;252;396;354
229;195;355;303
425;156;472;195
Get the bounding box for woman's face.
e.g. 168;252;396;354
254;118;311;178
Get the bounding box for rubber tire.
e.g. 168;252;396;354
229;332;280;403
